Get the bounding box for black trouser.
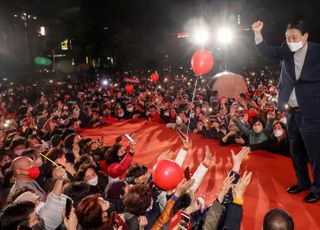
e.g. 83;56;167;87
287;111;320;194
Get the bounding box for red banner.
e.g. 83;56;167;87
124;77;140;84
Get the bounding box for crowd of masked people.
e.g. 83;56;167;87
0;67;295;229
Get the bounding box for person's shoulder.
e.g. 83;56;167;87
308;41;320;49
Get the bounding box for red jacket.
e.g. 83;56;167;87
99;146;133;179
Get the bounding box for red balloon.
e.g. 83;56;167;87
191;50;214;76
152;160;184;190
126;84;134;94
151;72;159;83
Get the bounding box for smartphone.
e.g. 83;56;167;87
179;212;191;230
124;134;135;143
116;136;122;143
184;167;191;181
65;198;73;219
168;210;191;230
177;128;187;140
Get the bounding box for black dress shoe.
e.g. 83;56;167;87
287;185;310;194
304;192;320;203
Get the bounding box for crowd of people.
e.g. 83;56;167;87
0;67;295;229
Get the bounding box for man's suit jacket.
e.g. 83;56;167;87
256;40;320;119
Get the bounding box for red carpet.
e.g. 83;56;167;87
82;119;320;230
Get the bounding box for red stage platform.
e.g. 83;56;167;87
82;119;320;230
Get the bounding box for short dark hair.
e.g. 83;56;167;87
74;154;95;171
287;20;308;35
123;184;152;216
6;187;35;204
21;148;38;159
63;133;76;150
46;147;65;162
63;182;95;207
171;193;192;215
251;117;265;127
105;143;123;165
76;195;111;230
10;137;26;150
263;208;294;230
77;164;97;181
0;201;35;229
125;164;148;180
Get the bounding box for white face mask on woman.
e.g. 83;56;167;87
87;176;98;186
274;130;284;138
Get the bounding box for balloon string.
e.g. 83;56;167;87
39;152;59;167
186;77;199;136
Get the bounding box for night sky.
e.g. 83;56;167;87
1;0;320;75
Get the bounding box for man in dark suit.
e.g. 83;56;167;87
252;20;320;203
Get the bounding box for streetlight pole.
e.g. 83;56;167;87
15;12;37;65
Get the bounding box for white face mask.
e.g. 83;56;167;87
88;176;98;186
127;107;134;112
35;201;45;214
287;41;303;52
164;112;169;117
274;130;284;137
280;117;287;124
201;107;207;112
118;113;124;118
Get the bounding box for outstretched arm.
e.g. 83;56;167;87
252;20;283;60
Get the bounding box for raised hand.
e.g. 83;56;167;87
138;216;148;230
157;150;174;161
232;171;253;200
63;207;78;230
218;174;236;203
185;190;201;214
53;166;67;180
129;141;136;150
180;135;192;150
267;110;276;119
174;178;195;197
203;146;213;166
231;147;250;173
252;20;264;35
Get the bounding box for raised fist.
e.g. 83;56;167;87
252;20;264;35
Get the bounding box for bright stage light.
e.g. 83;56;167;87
39;26;46;36
102;80;108;86
192;28;209;45
217;28;233;44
